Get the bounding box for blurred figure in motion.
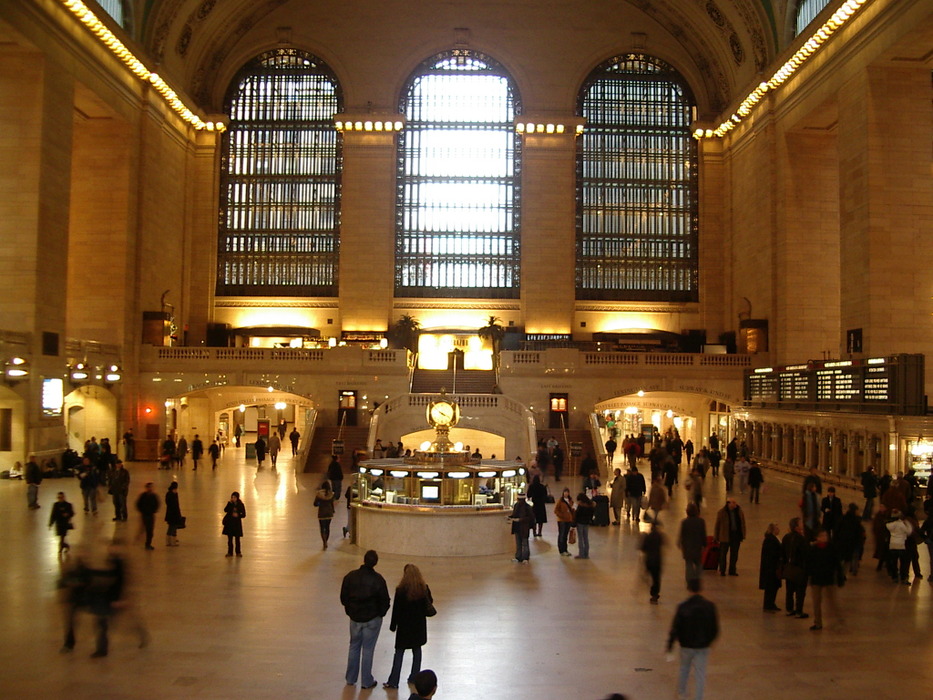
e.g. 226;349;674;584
59;540;148;657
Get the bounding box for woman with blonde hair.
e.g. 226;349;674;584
384;563;434;689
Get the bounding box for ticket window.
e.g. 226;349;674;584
549;393;568;430
338;390;358;427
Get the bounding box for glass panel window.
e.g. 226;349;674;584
795;0;831;36
397;50;521;298
576;54;698;302
98;0;125;27
218;49;342;296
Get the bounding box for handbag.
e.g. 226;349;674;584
177;516;187;530
569;528;577;545
425;600;437;617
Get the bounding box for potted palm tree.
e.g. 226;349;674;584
477;315;505;373
390;314;421;354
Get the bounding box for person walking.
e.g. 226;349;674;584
821;486;843;537
722;459;735;493
109;459;130;521
289;427;301;456
605;437;617;468
385;563;434;689
164;482;184;546
860;466;878;520
641;521;664;604
190;434;203;470
208;440;221;470
782;517;809;618
609;468;625;525
49;491;75;553
758;523;783;612
667;578;719;700
573;493;595;559
509;492;535;563
314;480;336;550
527;475;548;537
135;482;160;550
807;528;845;631
625;465;647;522
678;503;707;585
646;474;669;524
268;432;281;470
734;455;751;495
77;459;99;515
714;498;746;576
341;550;391;689
255;435;267;469
25;455;43;509
747;462;764;504
234;423;242;447
327;456;344;502
223;491;247;557
554;487;575;556
835;503;866;576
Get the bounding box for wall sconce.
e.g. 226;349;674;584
104;364;122;383
4;357;29;382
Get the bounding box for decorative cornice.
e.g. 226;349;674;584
214;299;339;308
575;303;696;313
393;301;522;311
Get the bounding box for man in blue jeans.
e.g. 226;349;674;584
667;578;719;700
341;549;390;688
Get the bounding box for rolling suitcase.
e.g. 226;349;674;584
593;495;610;526
701;535;720;570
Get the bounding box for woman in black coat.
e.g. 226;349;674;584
222;491;246;557
527;475;549;537
835;503;865;575
384;563;433;689
758;523;783;612
164;481;184;546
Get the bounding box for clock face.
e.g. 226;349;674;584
429;401;456;426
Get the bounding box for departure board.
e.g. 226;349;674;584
744;354;924;415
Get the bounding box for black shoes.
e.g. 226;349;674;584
361;681;378;690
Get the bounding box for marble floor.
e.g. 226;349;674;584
2;448;931;700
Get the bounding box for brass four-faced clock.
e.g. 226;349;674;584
427;398;460;429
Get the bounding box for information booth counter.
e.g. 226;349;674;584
352;459;526;557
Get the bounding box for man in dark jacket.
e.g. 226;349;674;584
135;482;160;550
782;517;809;618
678;503;707;584
25;455;43;509
109;459;130;521
509;492;536;563
667;578;719;700
341;550;391;689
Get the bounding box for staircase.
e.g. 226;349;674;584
535;429;600;478
410;353;498;394
303;425;369;473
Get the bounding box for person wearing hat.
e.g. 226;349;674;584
509;492;536;563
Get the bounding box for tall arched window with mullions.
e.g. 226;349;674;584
217;49;342;297
576;54;698;302
396;49;521;299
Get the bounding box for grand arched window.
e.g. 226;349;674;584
576;54;698;302
794;0;831;36
218;49;342;297
396;49;521;298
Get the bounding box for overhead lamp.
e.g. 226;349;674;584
416;471;440;479
69;362;90;382
274;401;287;410
104;364;122;383
447;471;470;479
4;357;29;382
389;470;409;478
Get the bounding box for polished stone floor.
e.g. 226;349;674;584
2;446;931;700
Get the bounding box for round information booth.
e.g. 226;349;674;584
351;395;526;557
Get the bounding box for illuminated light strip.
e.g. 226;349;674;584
334;119;404;132
514;122;575;135
60;0;224;131
694;0;871;139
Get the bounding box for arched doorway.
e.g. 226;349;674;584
64;385;118;453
